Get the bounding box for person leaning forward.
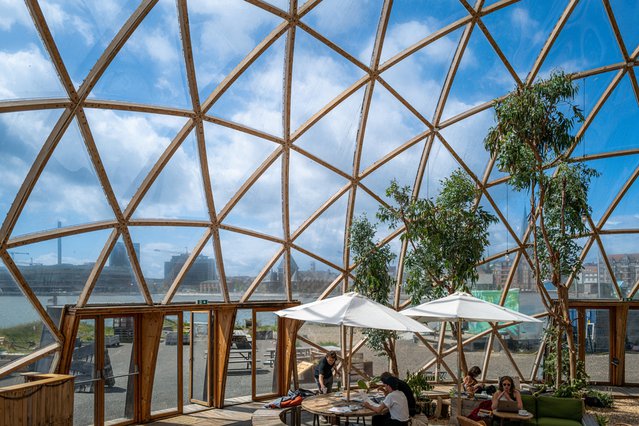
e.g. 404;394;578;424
363;375;410;426
379;372;416;417
314;350;337;394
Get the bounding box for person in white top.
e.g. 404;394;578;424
363;376;410;426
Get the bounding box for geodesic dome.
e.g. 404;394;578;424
1;0;639;391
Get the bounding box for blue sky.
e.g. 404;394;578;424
1;0;638;292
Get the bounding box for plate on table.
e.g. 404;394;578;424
518;410;530;416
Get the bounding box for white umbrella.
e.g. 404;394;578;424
402;291;542;416
276;292;434;398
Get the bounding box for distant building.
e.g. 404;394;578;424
109;242;140;267
164;254;216;292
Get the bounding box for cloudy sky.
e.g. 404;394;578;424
1;0;638;293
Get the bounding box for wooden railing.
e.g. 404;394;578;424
0;373;74;426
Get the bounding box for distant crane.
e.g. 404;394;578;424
8;251;32;265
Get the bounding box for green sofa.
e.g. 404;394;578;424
518;394;584;426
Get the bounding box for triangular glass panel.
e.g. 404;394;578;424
480;0;566;81
538;0;622;77
568;237;595;299
127;226;209;303
132;131;208;220
0;257;57;361
41;2;136;86
289;150;350;232
89;236;145;304
289;247;342;301
248;252;287;301
352;189;395;243
603;167;639;231
208;34;285;138
0;3;67;100
441;27;517;122
299;0;383;65
11;117;115;237
221;156;283;238
610;1;639;55
360;83;429;171
577;75;639;156
416;137;460;200
88;0;190;108
485;181;531;251
172;235;223;303
380;0;468;64
0;109;64;222
439;108;494;180
291;28;368;132
380;27;464;121
567;73;617;140
203;121;277;212
599;234;637;300
293;192;347;269
218;229;282;301
293;86;364;172
478;193;515;261
84;108;188;211
12;229;112;306
187;1;283;102
360;141;424;203
585;155;639;226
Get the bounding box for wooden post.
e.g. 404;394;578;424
138;312;164;422
213;306;236;407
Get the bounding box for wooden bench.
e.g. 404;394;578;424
251;406;301;426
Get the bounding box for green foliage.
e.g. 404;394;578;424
543;325;589;391
585;389;614;408
595;413;609;426
377;169;497;300
404;370;433;399
0;321;42;352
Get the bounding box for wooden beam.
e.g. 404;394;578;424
213;307;236;407
139;312;165;422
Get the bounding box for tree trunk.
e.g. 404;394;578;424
387;336;399;377
557;285;577;383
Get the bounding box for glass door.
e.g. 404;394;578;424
189;311;211;404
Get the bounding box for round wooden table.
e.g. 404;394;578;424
492;409;534;425
301;393;380;426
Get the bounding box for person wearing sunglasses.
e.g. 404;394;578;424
491;375;523;411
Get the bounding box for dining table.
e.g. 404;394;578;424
301;392;384;426
492;409;534;425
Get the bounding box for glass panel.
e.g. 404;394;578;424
290;29;367;132
219;230;282;301
299;0;382;65
40;0;137;88
360;112;425;184
381;0;468;64
441;27;516;122
222;156;283;238
127;226;210;303
151;314;179;414
600;234;639;299
288;150;349;233
254;311;278;397
84;108;188;211
208;35;285;138
0;109;64;222
225;309;253;403
182;311;191;407
11;118;115;237
294;86;364;172
416;138;459;200
132;132;209;220
611;1;639;52
297;323;341;390
191;311;209;402
602;164;639;231
187;2;282;102
103;316;136;424
250;253;287;301
89;237;144;304
584;309;610;383
88;0;190;108
72;319;96;426
171;237;223;303
292;193;347;269
625;310;639;384
12;230;112;305
0;1;66;101
290;249;342;301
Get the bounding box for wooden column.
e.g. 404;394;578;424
213;306;236;407
57;310;79;374
612;305;628;385
279;318;302;393
138;312;164;422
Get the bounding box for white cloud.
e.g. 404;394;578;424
0;45;62;99
0;0;31;30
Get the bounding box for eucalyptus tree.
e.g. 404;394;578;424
349;214;400;375
484;71;598;385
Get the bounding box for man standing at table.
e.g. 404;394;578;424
363;376;410;426
314;351;337;394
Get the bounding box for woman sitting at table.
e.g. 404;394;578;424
491;375;523;411
363;376;410;426
463;365;483;395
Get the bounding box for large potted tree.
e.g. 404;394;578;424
484;71;598;386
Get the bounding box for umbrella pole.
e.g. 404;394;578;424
457;318;462;418
347;327;353;401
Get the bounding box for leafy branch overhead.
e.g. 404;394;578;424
377;169;497;301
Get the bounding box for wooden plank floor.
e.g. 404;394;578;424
143;402;262;426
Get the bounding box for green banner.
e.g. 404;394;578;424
467;289;520;334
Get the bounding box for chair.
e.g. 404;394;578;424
456;415;487;426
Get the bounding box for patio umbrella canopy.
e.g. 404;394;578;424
402;291;542;416
276;292;433;398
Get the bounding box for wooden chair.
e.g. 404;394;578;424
456;415;487;426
